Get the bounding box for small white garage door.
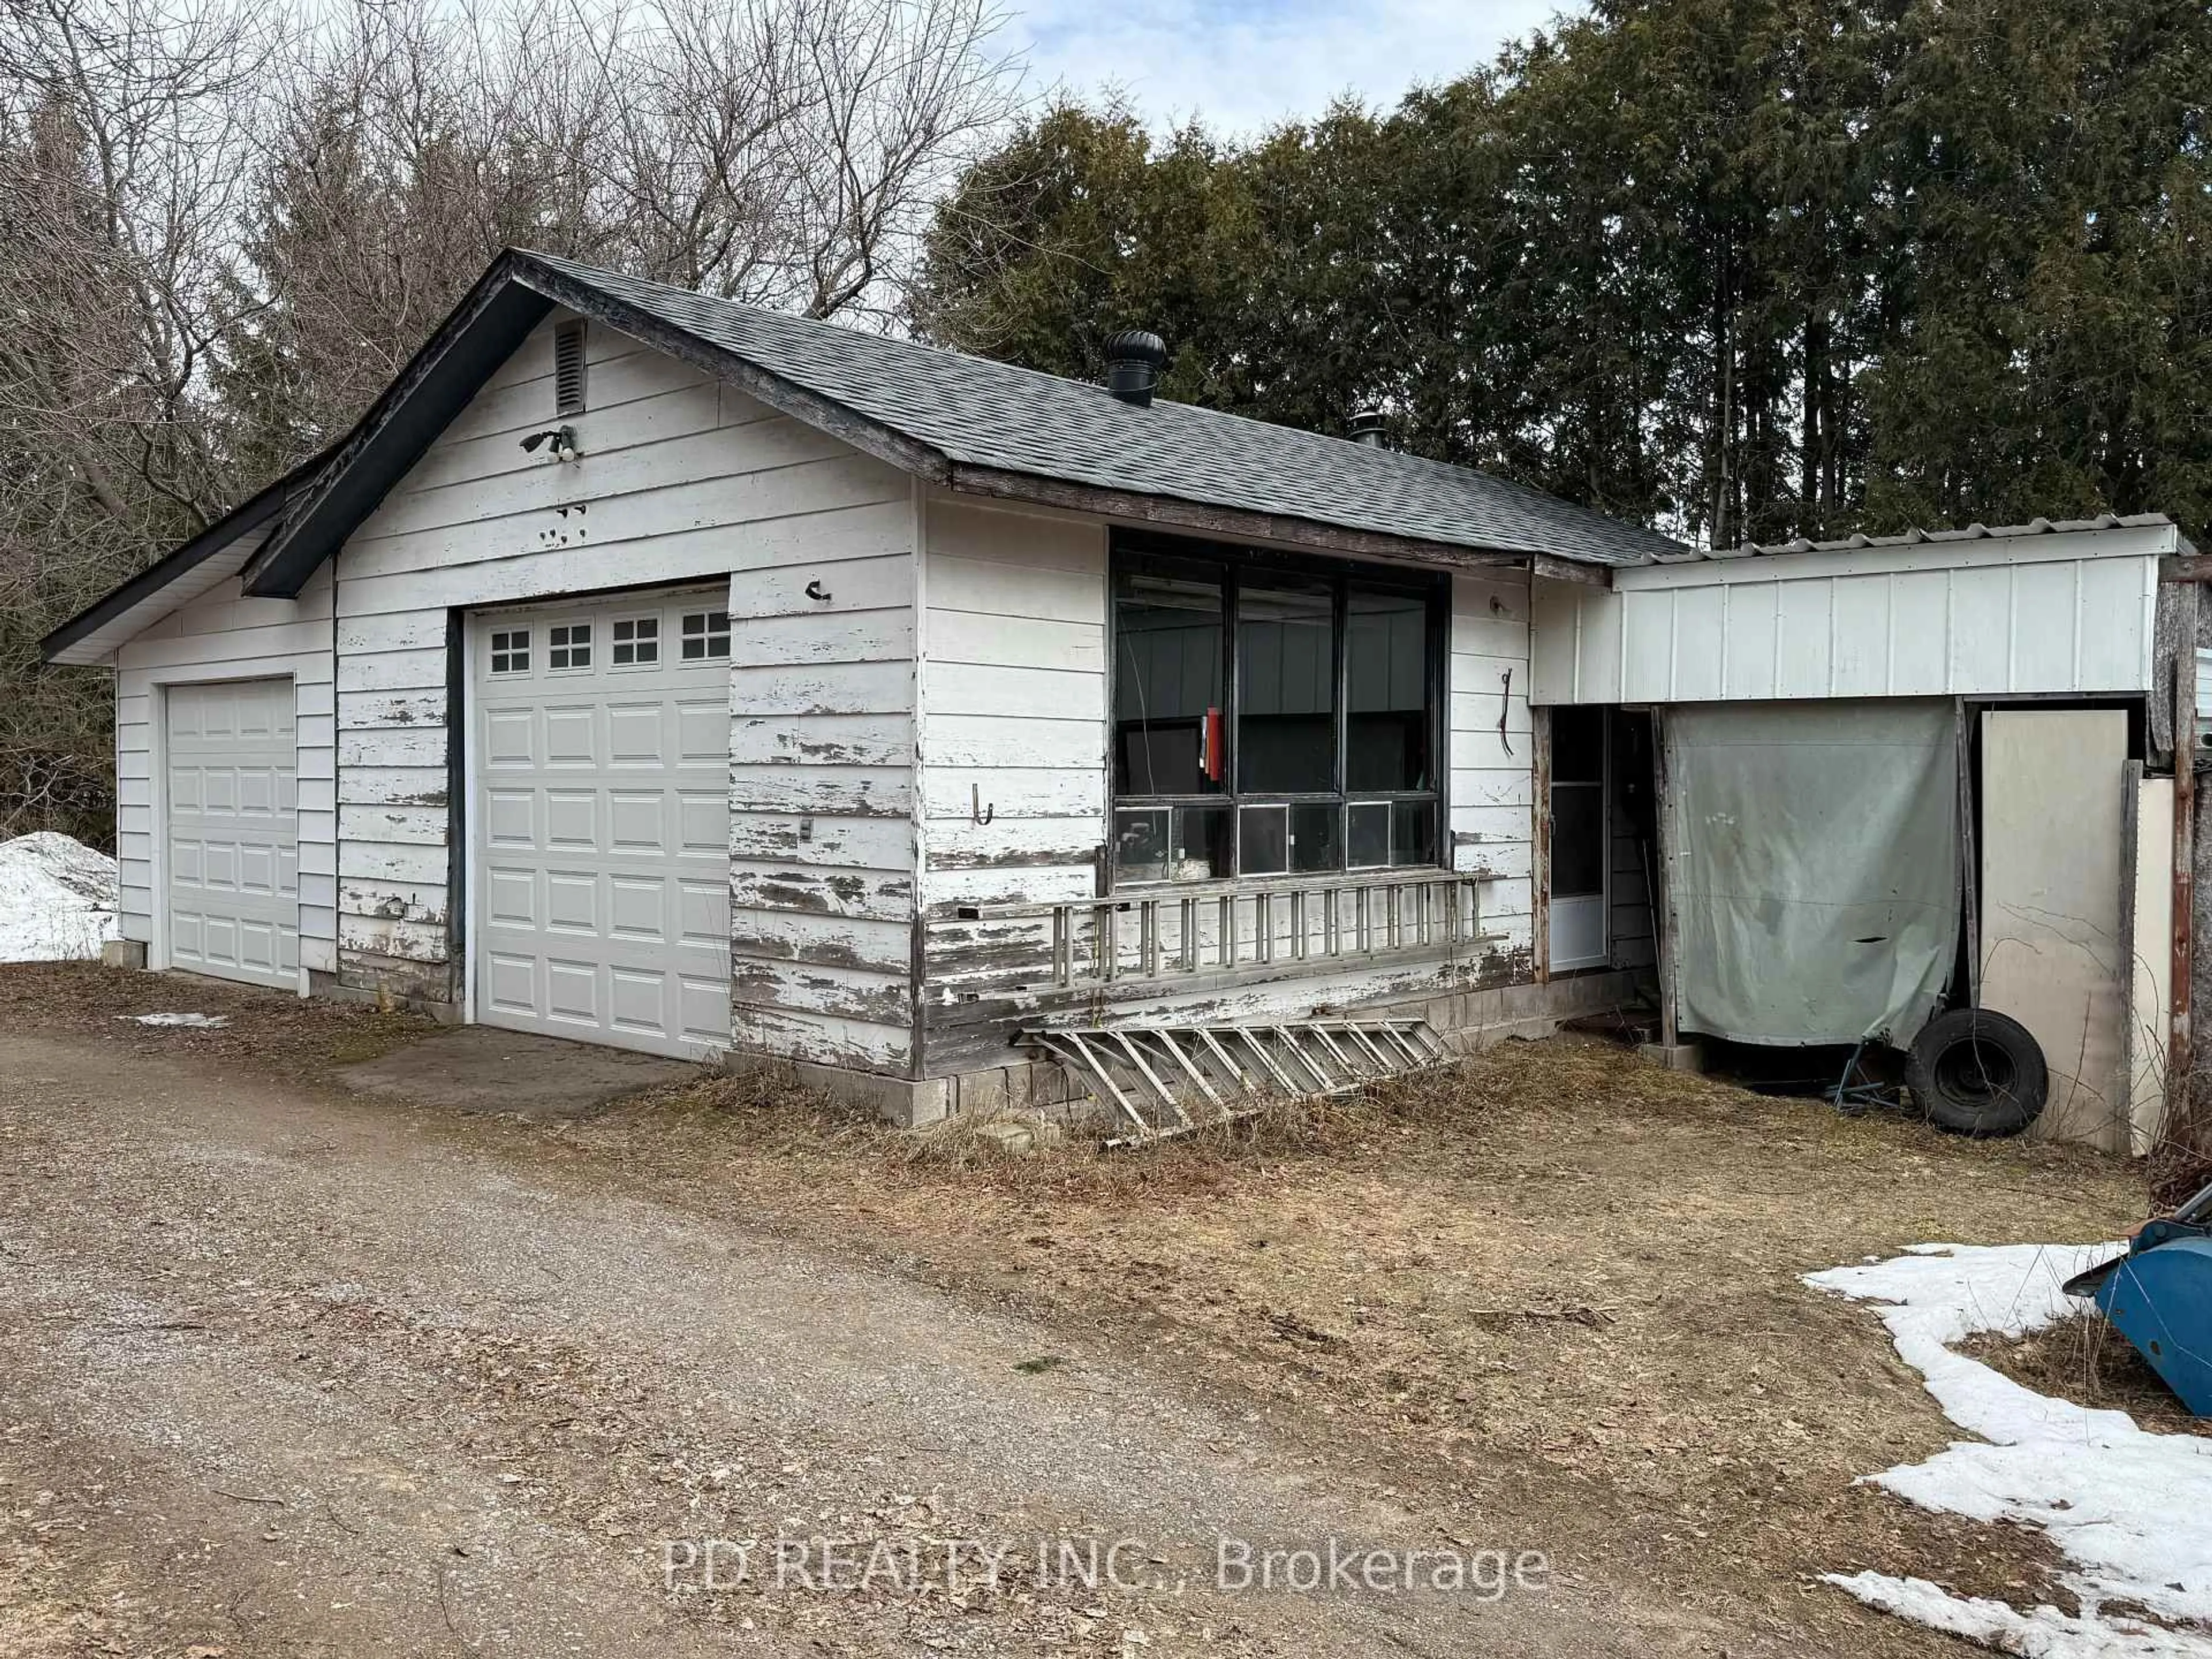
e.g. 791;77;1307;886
472;589;733;1058
164;679;301;988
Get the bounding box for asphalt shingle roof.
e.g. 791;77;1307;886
525;253;1683;568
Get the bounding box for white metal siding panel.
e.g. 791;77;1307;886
2010;561;2080;690
164;678;301;987
1621;589;1674;701
1669;586;1726;701
1771;579;1832;699
332;310;918;1071
1950;566;2013;691
2080;555;2154;691
1888;569;1950;695
113;565;335;970
1530;540;2160;705
1721;581;1777;700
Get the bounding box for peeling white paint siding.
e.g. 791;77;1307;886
918;494;1108;914
1530;529;2167;706
332;309;918;1068
112;565;337;974
1450;570;1535;964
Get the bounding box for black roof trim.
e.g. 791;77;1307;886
244;256;554;597
38;450;329;664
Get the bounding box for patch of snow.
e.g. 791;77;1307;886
124;1012;229;1029
1808;1242;2212;1656
1829;1571;2212;1658
0;832;120;963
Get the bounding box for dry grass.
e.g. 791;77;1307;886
558;1034;2152;1656
1965;1308;2212;1439
0;961;435;1074
4;959;2168;1655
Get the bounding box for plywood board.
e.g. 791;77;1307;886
1980;710;2130;1149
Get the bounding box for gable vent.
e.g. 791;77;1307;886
554;320;587;415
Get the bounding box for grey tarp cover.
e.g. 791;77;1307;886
1664;699;1959;1046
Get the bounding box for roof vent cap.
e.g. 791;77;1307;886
1104;329;1168;408
1350;409;1388;448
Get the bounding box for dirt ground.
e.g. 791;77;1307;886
0;963;2159;1657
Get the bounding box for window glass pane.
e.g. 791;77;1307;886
612;618;658;665
1114;560;1225;796
1113;808;1171;883
1392;798;1438;868
1551;785;1605;895
1237;573;1335;793
1347;801;1391;868
1290;801;1341;872
681;611;730;660
1346;586;1431;791
548;622;590;669
1173;805;1232;881
1551;706;1605;783
1240;805;1288;875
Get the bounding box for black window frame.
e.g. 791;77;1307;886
1108;529;1449;889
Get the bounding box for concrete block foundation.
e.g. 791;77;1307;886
744;968;1650;1128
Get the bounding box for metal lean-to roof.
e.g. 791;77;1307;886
1662;512;2195;563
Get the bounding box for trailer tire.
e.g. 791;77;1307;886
1906;1008;2048;1138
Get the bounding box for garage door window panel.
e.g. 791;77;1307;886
681;610;730;660
611;617;660;666
548;623;593;670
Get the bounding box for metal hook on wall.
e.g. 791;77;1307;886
804;579;832;602
1499;667;1514;757
971;782;994;825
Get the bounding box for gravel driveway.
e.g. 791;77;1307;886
0;1029;1788;1658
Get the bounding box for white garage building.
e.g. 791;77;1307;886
43;249;2201;1146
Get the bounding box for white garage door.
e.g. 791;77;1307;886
472;589;733;1058
164;679;301;988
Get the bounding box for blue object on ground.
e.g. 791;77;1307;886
2066;1181;2212;1418
2093;1237;2212;1418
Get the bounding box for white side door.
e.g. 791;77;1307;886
164;678;300;988
471;589;733;1058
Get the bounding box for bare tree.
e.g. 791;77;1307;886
0;0;1023;842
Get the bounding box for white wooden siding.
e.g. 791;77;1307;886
1531;535;2165;706
332;309;917;1067
1449;570;1535;975
112;565;336;975
917;495;1108;914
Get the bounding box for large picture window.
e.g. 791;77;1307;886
1111;534;1445;885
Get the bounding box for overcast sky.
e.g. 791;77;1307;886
1002;0;1573;135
